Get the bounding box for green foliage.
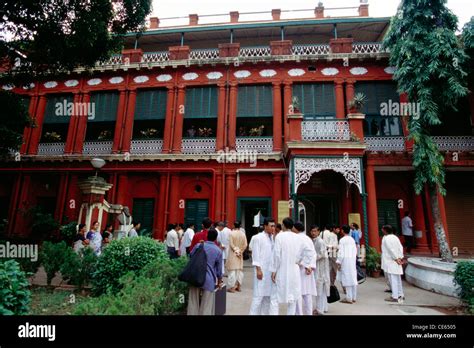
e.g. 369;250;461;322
365;246;381;273
91;237;167;295
60;247;97;290
0;260;31;315
0;240;40;276
26;206;60;241
40;241;72;286
461;17;473;83
60;221;78;244
348;92;367;111
74;256;188;315
453;261;474;313
29;288;87;315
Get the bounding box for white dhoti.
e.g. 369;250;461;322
295;295;313;315
227;270;244;288
314;286;328;314
388;273;404;299
345;285;357;302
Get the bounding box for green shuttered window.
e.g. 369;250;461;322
135;89;167;120
90;92;119;122
355;82;399;116
377;200;401;235
185;87;218;118
44;94;74;124
292;83;335;119
132;198;155;237
184;199;209;231
237;85;273;117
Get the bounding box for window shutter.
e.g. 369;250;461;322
135;89;167;120
184;199;209;231
292;83;335;118
185;87;218;118
90;92;119;122
237;85;273;117
355;82;399;116
44;94;74;124
132;198;155;236
377;200;401;235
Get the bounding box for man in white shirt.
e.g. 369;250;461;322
128;222;140;238
216;221;231;272
336;225;358;304
180;223;195;257
165;223;179;259
381;224;405;303
401;211;414;253
321;224;339;286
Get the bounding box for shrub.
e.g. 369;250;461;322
453;261;474;314
60;221;78;244
40;241;72;286
91;237;167;295
27;206;60;241
0;260;31;315
365;246;381;273
0;240;40;276
60;247;97;289
74;256;188;315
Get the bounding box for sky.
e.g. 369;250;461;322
150;0;473;31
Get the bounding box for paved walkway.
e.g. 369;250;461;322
226;261;461;315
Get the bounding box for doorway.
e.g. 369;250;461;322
298;195;338;230
237;198;271;243
184;199;209;232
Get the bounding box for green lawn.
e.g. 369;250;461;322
29;287;89;315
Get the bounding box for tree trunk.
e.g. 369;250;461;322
428;184;453;262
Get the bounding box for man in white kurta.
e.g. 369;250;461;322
249;218;277;315
310;225;331;314
180;224;195;257
381;225;405;302
270;218;305;315
321;225;339;286
293;222;317;315
336;225;358;303
216;222;230;272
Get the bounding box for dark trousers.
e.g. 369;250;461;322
403;235;415;252
167;246;178;259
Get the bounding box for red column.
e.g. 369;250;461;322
412;190;430;252
116;174;129;207
171;86;185;153
73;93;89;154
162;86;175;153
112;90;127;154
227;83;238;150
225;171;236;226
366;165;381;250
21;95;38;154
156;173;168;240
272;82;283;152
272;172;283;218
13;175;32;237
283;81;292;142
214;172;223;221
64;93;81;154
216;84;226;151
345;79;355;114
27;95;47;155
168;174;180;223
121;89;136;154
335;79;345;119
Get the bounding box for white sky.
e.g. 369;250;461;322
150;0;473;31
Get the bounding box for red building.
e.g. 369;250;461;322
2;4;474;254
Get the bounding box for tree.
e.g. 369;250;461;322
0;0;152;157
384;0;469;262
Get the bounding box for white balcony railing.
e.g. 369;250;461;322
236;137;274;153
82;141;113;155
239;46;271;58
432;136;474;152
97;54;123;66
141;51;170;63
292;44;330;56
302;120;350;141
189;48;219;60
181;138;216;154
352;42;388;54
130;139;163;154
37;142;65;156
365;136;405;152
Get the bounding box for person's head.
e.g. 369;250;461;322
177;223;184;230
382;224;393;235
187;223;195;230
91;221;100;231
78;223;86;234
293;221;305;233
404;211;410;217
233;221;241;229
341;225;350;235
309;224;320;239
282;217;294;231
207;227;218;242
324;224;331;232
216;221;225;231
334;225;341;234
263;217;275;235
167;223;176;231
202;217;213;229
275;223;282;235
351;222;359;230
329;224;336;232
133;221;141;230
103;224;113;233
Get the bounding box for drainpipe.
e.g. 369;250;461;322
280;26;285;41
181;32;185;46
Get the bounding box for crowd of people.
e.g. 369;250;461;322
182;216;406;316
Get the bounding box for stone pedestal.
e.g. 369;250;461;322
169;46;190;60
77;176;113;231
348;113;365;142
270;40;293;55
121;49;143;64
287;113;303;142
329;38;354;54
218;43;240;58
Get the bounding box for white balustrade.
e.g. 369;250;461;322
37;142;66;156
141;51;170;63
239;46;271;58
365;136;405;152
97;55;122;66
292;44;330;56
189;49;219;60
432;136;474;152
352;42;387;54
181;138;216;154
82;141;113;155
236;137;274;153
302;120;350;141
130;139;163;154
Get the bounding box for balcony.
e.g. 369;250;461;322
236;136;273;153
37;142;66;156
82;141;113;155
301;120;351;142
130;139;164;154
432;136;474;152
181;138;216;154
365;136;405;152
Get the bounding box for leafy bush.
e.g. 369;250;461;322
453;261;474;314
365;246;381;273
60;221;78;244
0;240;40;276
60;247;97;289
0;260;31;315
74;256;188;315
27;206;60;241
91;237;167;295
40;241;72;286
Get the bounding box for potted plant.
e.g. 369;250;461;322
43;131;62;143
365;246;382;278
348;92;367;113
291;96;300;114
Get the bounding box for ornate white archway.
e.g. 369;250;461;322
293;157;363;194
